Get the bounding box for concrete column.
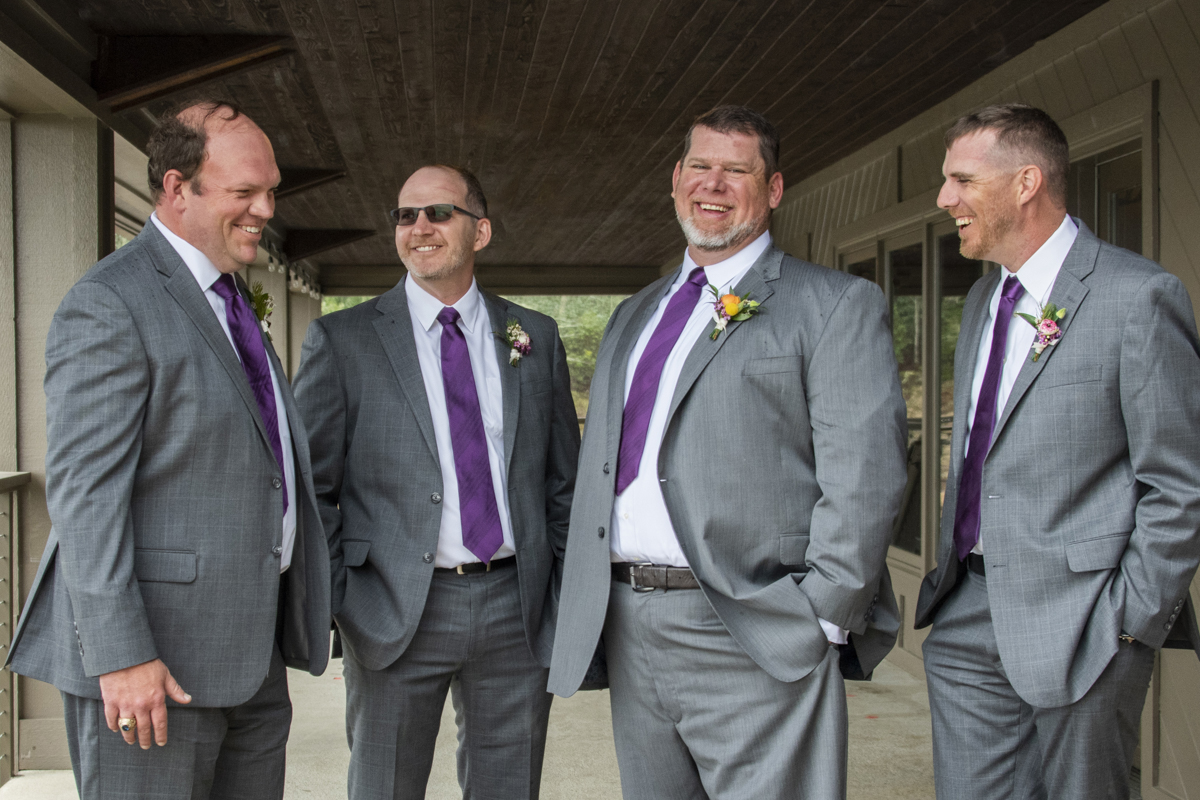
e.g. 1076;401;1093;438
289;287;320;378
13;114;106;769
0;113;15;471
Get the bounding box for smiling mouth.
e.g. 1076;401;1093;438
236;225;262;235
413;244;442;253
955;217;974;229
696;202;731;213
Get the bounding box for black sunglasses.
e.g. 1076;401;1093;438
388;204;481;226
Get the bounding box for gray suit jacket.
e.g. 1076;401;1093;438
292;281;579;671
916;223;1200;708
548;246;909;694
8;223;332;705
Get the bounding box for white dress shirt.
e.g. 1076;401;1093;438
149;212;297;571
404;275;516;568
964;214;1078;554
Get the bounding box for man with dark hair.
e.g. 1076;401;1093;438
916;103;1200;799
294;164;579;799
549;105;907;797
7;100;331;798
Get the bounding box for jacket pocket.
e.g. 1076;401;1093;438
744;356;803;376
342;540;371;568
1040;363;1102;389
134;549;197;584
523;379;552;396
1065;532;1129;572
779;533;811;566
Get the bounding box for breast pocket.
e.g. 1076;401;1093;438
1040;363;1102;390
744;356;803;377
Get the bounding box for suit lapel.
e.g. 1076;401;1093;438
990;228;1097;448
664;247;779;424
373;282;440;464
947;270;999;486
605;272;677;462
149;226;274;451
483;292;521;473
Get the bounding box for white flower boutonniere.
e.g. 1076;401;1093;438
496;319;532;366
707;284;761;340
1015;302;1067;362
250;281;274;341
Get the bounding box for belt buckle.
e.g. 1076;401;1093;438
629;563;654;593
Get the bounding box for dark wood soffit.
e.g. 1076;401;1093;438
319;264;662;297
283;228;376;262
93;34;294;111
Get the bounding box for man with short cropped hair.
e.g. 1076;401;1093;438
549;105;908;799
8;100;331;799
294;164;579;800
916;103;1200;799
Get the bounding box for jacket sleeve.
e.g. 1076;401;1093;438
44;279;159;676
293;318;348;615
544;322;581;597
1117;270;1200;646
797;278;909;633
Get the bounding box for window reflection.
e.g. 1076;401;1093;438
889;243;923;556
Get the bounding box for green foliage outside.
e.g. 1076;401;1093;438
322;295;373;315
502;295;626;420
318;293;624;420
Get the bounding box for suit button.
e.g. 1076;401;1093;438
272;545;283;556
598;527;606;539
423;553;433;563
431;492;442;504
603;463;610;474
1165;623;1172;631
272;477;282;489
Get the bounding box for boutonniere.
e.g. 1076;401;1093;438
250;281;274;341
496;319;532;366
708;284;761;340
1016;303;1067;362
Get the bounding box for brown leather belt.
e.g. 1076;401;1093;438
612;562;700;591
966;553;986;577
436;556;517;575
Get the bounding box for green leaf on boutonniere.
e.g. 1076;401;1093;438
1015;312;1038;326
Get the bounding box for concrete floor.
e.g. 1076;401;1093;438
0;658;935;799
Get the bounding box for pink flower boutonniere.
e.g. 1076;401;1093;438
496;319;532;366
708;284;761;340
1016;303;1067;362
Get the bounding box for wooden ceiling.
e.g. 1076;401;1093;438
70;0;1105;293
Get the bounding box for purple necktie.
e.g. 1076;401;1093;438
953;275;1025;561
437;307;503;563
211;274;288;515
615;266;708;495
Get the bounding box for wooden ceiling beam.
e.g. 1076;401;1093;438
284;229;377;263
93;34;294;111
276;168;347;200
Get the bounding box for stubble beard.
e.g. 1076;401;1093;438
960;197;1017;262
401;236;471;283
676;207;765;253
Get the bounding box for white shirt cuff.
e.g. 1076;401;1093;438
819;617;849;644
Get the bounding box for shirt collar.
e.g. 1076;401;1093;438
149;211;225;293
681;230;772;291
405;273;485;334
1002;214;1078;304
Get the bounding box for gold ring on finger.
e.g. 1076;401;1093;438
118;717;136;732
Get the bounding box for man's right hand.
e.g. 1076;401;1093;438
98;659;192;749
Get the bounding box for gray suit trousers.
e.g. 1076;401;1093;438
62;643;291;800
605;579;847;800
343;565;553;800
923;569;1153;800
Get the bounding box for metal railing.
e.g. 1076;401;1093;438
0;472;30;789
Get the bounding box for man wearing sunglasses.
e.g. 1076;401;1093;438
294;165;579;800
